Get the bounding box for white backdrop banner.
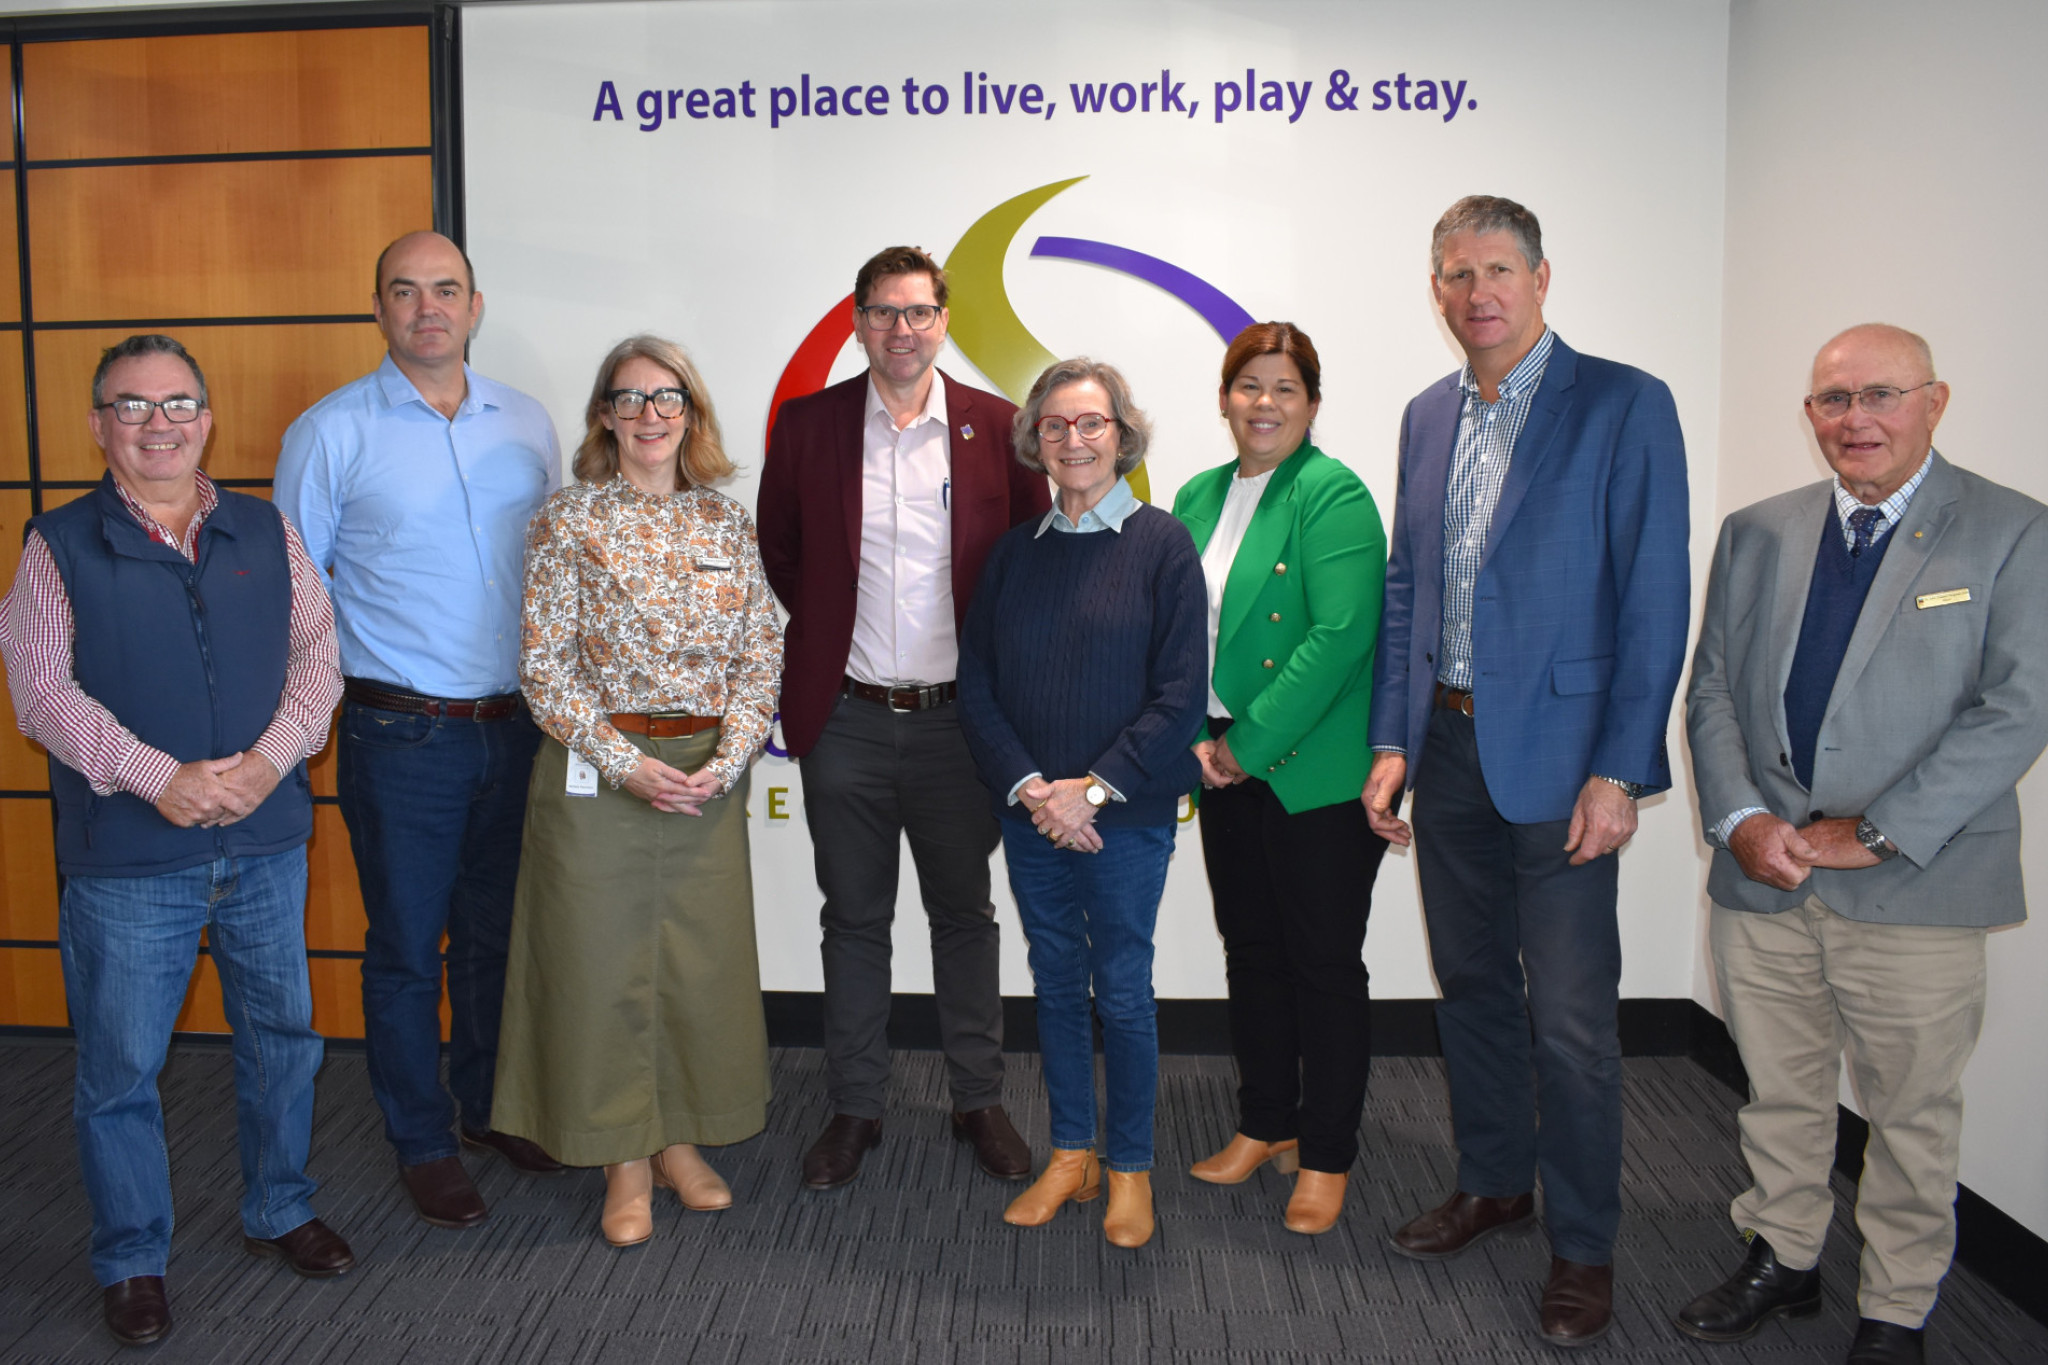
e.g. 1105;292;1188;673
463;0;1729;999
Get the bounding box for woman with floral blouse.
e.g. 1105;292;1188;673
491;335;782;1248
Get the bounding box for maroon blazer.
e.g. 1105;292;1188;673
759;370;1051;757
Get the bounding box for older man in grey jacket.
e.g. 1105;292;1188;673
1677;323;2048;1365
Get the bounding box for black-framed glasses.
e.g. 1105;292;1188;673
1036;412;1115;443
605;387;689;420
97;398;202;424
1804;382;1935;419
857;303;942;331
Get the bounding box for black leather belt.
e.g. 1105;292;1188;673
1433;681;1476;717
843;677;957;712
345;678;524;721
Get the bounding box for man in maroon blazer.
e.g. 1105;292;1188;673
759;246;1051;1189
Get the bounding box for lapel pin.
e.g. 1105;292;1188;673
961;424;975;440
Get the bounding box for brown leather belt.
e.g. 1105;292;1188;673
610;712;720;738
1433;681;1476;717
843;677;957;711
345;678;523;721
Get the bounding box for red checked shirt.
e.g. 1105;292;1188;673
0;473;342;804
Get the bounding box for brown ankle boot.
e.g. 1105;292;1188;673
1189;1134;1300;1185
1003;1148;1101;1227
653;1144;732;1211
601;1160;654;1247
1104;1170;1155;1247
1284;1169;1348;1234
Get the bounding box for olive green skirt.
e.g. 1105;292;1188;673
492;730;769;1166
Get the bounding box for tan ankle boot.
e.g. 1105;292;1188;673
1104;1170;1155;1247
653;1144;732;1211
1283;1169;1348;1234
601;1159;654;1247
1189;1134;1300;1185
1003;1148;1101;1227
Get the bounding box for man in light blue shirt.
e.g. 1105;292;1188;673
274;231;562;1229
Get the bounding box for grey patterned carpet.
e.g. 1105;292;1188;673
0;1039;2042;1363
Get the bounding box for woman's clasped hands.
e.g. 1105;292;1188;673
622;755;722;815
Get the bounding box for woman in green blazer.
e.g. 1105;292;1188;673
1170;322;1389;1234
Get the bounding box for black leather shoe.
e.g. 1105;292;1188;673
243;1217;357;1277
1389;1189;1537;1260
1847;1318;1925;1364
461;1127;568;1175
102;1275;171;1346
802;1114;883;1189
951;1105;1032;1180
1673;1233;1822;1342
399;1155;490;1228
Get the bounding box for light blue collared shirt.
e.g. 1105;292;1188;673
274;354;561;697
1035;476;1141;537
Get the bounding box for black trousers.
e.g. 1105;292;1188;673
1197;741;1389;1173
799;692;1005;1117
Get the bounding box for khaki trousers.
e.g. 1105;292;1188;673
1710;895;1986;1327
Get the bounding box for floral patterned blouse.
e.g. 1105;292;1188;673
520;477;783;794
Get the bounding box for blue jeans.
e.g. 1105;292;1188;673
1000;820;1172;1172
60;848;323;1285
338;699;542;1164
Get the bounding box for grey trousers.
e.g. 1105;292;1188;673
800;692;1005;1117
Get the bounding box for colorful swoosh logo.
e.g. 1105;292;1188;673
766;176;1255;504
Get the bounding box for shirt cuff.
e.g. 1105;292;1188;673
1712;806;1769;846
1089;771;1126;802
1007;772;1044;805
113;743;182;806
250;725;303;782
1371;745;1407;756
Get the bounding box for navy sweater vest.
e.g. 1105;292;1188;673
31;476;313;876
1783;509;1894;790
959;506;1207;827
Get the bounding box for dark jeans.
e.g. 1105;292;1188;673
1198;745;1388;1173
337;696;542;1165
1412;706;1622;1265
799;693;1004;1117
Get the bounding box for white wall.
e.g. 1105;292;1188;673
1714;0;2048;1239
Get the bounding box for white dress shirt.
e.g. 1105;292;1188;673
847;373;955;685
1199;466;1275;719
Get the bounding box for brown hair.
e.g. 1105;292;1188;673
1012;357;1152;476
854;245;948;308
572;335;735;489
1220;322;1322;402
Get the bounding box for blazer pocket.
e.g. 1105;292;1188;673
1551;655;1615;696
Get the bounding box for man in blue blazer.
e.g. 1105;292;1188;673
1362;196;1690;1345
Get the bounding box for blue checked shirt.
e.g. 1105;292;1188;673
1437;329;1555;691
1710;449;1935;845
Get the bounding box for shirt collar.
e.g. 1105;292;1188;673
1459;327;1556;404
376;352;492;418
865;370;948;435
1036;476;1139;536
1832;449;1934;528
112;469;218;549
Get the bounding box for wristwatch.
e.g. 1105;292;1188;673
1855;817;1900;861
1594;774;1646;800
1084;777;1111;808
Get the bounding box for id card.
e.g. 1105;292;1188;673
565;753;600;797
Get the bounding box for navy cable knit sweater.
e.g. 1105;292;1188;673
957;503;1208;827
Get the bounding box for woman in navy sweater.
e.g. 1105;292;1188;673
958;358;1207;1248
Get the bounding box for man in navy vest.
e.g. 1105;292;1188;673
1679;325;2048;1365
0;335;351;1346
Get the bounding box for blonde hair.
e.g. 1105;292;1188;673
573;334;735;489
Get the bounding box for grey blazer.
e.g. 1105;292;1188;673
1686;452;2048;926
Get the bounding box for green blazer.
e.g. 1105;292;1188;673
1171;441;1387;813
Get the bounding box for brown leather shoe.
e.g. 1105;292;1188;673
461;1126;567;1175
1190;1133;1300;1185
951;1104;1031;1180
1540;1257;1614;1346
1103;1170;1155;1248
399;1155;490;1228
1389;1189;1536;1260
1004;1147;1102;1226
802;1114;883;1189
1283;1169;1349;1235
243;1217;356;1277
103;1275;171;1346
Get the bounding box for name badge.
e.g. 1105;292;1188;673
695;556;734;572
565;752;600;797
1916;588;1971;610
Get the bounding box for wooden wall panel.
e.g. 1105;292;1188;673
28;158;431;322
1;173;17;324
0;489;53;792
0;945;69;1027
308;955;365;1038
0;331;26;478
305;807;365;953
309;731;337;797
173;953;228;1033
34;323;387;482
22;28;430;161
0;798;56;940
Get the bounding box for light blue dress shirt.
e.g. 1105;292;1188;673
273;354;561;698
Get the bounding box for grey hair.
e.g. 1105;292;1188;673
1012;357;1152;477
1430;195;1544;277
91;334;208;409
